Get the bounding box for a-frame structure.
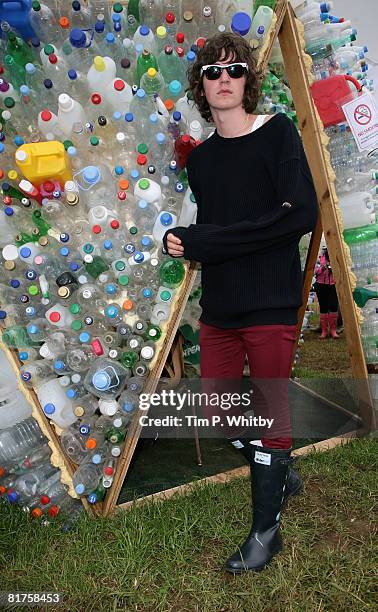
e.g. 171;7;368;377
1;0;375;517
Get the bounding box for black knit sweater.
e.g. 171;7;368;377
163;113;319;328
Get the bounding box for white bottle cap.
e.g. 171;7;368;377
58;93;73;111
15;150;28;162
78;275;88;284
39;344;55;359
58;375;70;387
71;373;81;384
141;346;154;360
99;398;118;416
116;132;126;144
2;244;19;261
64;180;78;194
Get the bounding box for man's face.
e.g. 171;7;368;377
202;51;247;113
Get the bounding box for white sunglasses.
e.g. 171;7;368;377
200;62;249;80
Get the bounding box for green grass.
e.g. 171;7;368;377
1;438;377;612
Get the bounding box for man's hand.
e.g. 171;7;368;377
166;233;184;257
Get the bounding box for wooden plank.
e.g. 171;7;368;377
279;5;376;434
102;262;198;515
117;430;358;512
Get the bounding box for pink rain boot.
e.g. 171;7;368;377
328;312;339;339
319;313;329;339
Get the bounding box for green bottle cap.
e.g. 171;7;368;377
129;226;138;235
8;32;16;42
32;1;41;10
118;275;129;286
137;143;148;154
44;44;54;56
90;136;99;146
83;243;94;254
160;290;172;302
69;303;80;314
63;139;73;150
138;178;150;190
71;320;82;331
28;285;39;296
115;260;125;271
4;97;15;109
113;2;123;12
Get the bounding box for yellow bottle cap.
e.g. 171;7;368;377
8;170;18;180
156;25;167;38
94;56;105;71
147;68;157;77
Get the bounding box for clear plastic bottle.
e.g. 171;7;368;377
83;357;130;398
72;462;102;495
0;417;45;465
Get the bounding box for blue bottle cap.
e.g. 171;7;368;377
79;332;90;343
131;169;139;179
54;360;65;370
190;44;198;53
25;63;36;74
0;310;6;319
231;11;251;36
68;68;77;80
140;25;150;36
124;243;135;254
125;112;134;122
143;288;152;298
20;85;30;96
141;236;151;248
79;424;90;435
25;307;35;316
0;133;5;142
138;199;147;209
103;239;113;250
66;388;77;399
14;135;24;146
91;453;102;464
87;492;97;503
19;351;28;360
112;13;121;23
169;80;182;95
69;262;79;271
173;111;181;121
106;32;115;43
44;78;53;89
27;324;38;334
4;206;14;216
83;166;100;184
0;142;5;153
133;251;144;263
95;20;104;33
187;51;196;62
175;182;184;193
161;212;173;226
105;305;119;317
20;247;32;258
60;233;70;243
93;370;111;390
105;284;117;295
10;279;20;288
156;133;165;144
114;165;124;176
137;88;146;98
26;270;37;280
7;491;19;503
44;403;56;415
21;372;32;381
122;401;135;413
60;247;70;257
75;483;85;495
70;28;86;48
113;111;122;121
149;113;158;123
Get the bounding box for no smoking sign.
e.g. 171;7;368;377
354;103;372;125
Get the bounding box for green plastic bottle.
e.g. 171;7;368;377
2;325;37;348
32;210;51;236
85;256;109;279
343;223;378;245
127;0;140;22
159;259;185;289
353;287;378;308
253;0;277;15
136;49;158;87
120;351;139;369
6;32;34;70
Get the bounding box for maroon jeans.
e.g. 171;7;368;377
199;322;297;449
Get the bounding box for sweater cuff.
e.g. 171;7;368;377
162;226;189;259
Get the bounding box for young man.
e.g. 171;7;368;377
163;33;318;573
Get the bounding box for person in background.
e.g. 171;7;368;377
163;32;318;574
314;246;339;339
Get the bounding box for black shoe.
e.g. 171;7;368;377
225;446;292;574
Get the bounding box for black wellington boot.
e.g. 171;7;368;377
225;445;293;574
230;438;303;505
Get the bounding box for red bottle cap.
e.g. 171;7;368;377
104;466;113;476
176;46;184;57
49;311;61;323
91;338;104;356
137;154;147;165
176;32;184;43
0;467;5;478
48;505;59;517
117;190;126;201
114;79;125;91
165;11;175;24
92;224;101;234
110;219;120;229
196;37;206;48
41;109;52;122
40;495;50;505
91;93;101;105
3;196;12;205
43;180;54;193
48;53;57;64
182;134;190;144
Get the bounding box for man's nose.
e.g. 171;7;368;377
220;69;230;83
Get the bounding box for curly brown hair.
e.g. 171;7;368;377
187;32;263;123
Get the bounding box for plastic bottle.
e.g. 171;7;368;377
35;378;77;428
174;133;196;168
339;191;376;229
136;48;159;86
153;210;177;241
140;67;165;96
73;165;116;209
139;0;164;32
134;177;162;204
61;426;89;463
133;24;156;50
83;358;130;398
57;93;86;137
72;462;102;495
0;417;45;465
104;78;133;112
87;55;117;96
249;5;274;49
